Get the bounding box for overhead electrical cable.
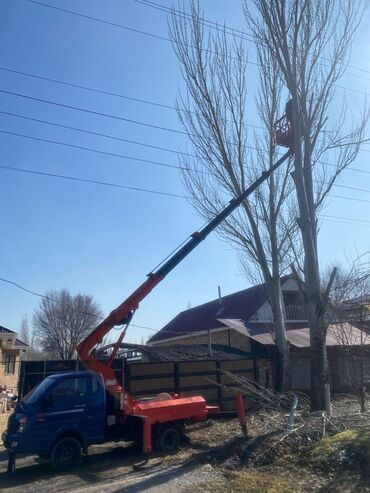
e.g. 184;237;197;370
1;162;370;210
1;109;370;180
0;129;191;170
0;65;264;131
0;110;198;159
136;0;370;79
0;164;187;198
0;88;189;136
322;215;370;226
25;0;370;98
0;65;178;111
25;0;257;66
1;128;370;197
0;276;158;331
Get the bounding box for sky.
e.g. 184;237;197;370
0;0;370;345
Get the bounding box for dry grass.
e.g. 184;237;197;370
302;428;370;473
196;470;295;493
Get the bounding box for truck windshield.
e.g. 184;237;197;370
21;377;56;406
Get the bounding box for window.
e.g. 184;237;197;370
50;377;88;400
4;354;16;374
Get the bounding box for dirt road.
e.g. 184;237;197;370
0;424;228;493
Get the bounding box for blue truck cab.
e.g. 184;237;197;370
2;371;109;471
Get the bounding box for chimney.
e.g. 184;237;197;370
218;285;222;304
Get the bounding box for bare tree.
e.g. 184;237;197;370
170;3;300;391
19;316;52;360
328;256;370;410
33;289;102;360
246;0;369;409
19;316;33;347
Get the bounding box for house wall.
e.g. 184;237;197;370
0;346;21;393
155;328;252;352
250;278;301;322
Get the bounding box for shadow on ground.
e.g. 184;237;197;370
0;434;244;492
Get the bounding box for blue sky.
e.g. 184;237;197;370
0;0;370;344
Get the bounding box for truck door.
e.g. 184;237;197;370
37;376;90;449
84;373;106;442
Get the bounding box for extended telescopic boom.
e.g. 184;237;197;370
77;149;293;390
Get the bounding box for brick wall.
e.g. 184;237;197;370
156;328;251;352
0;347;21;393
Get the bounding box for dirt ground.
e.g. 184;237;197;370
0;421;227;493
1;396;370;492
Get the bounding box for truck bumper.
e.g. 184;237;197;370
2;431;21;452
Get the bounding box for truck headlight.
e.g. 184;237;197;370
18;416;28;432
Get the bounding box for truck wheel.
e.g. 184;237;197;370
157;426;181;453
51;437;81;471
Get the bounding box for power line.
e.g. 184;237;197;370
1;67;369;161
1;160;370;217
0;65;264;131
330;194;370;205
0;164;187;198
0;109;197;159
0;277;56;302
3;108;370;177
0;65;178;111
25;0;256;66
25;0;370;99
0;66;369;155
136;0;370;79
0;118;370;193
0;129;189;170
0;88;272;152
0;276;210;336
322;214;370;226
2;128;370;198
0;88;189;136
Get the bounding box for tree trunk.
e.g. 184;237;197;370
269;276;289;392
308;301;329;411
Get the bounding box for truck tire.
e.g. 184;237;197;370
157;426;181;453
51;437;81;471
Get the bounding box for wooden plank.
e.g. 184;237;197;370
179;375;217;388
221;397;255;411
181;388;219;400
220;373;254;385
222;386;243;397
178;361;217;374
220;359;254;371
130;377;175;393
129;362;174;377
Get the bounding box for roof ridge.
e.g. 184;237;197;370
175;281;267;316
0;325;16;334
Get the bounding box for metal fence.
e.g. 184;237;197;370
19;356;272;411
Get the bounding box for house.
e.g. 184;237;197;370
0;326;28;393
148;276;304;350
148;277;370;392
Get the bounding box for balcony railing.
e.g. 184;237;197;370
284;304;307;321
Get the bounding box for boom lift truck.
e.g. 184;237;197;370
2;109;294;473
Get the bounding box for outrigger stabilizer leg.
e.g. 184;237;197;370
7;451;16;475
